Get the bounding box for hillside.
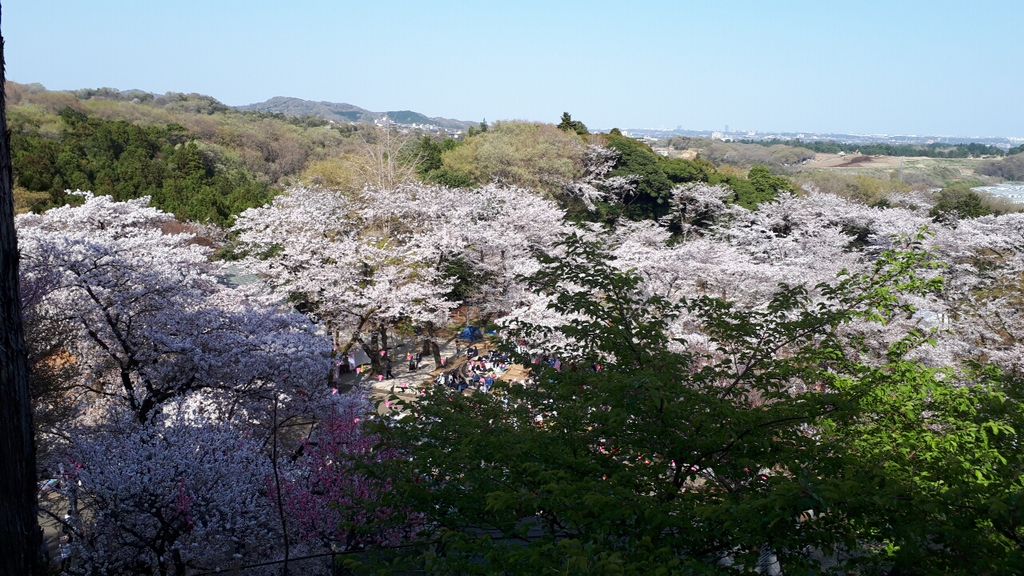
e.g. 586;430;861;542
234;95;373;123
5;82;477;224
5;81;374;222
236;96;475;132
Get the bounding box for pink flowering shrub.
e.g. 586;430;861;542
280;399;420;551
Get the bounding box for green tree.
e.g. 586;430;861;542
467;119;490;137
603;133;712;219
10;109;273;225
740;165;794;209
438;122;588;195
414;135;465;184
365;234;1023;575
929;181;992;221
558;112;589;136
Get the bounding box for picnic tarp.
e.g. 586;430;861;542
497;364;532;383
347;347;371;366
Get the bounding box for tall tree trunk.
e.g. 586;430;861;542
430;340;442;368
420;322;444;368
362;328;382;376
0;6;45;573
327;331;339;387
378;323;389;358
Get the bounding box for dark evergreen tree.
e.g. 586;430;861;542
558;112;589;135
0;6;45;573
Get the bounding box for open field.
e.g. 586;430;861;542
801;152;989;180
793;153;1001;192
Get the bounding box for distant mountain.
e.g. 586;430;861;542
236;96;474;132
235;96;373;122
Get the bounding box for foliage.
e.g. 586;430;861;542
601;133;715;219
414;135;460;176
299;156;364;190
794;171;911;206
14;170;1024;573
414;135;471;187
930;182;990;220
557;112;589;136
17;194;330;425
11;108;273;224
669;138;816;168
690;164;794;211
978;152;1024;181
438;122;588;195
926;181;1021;221
6;81;382;221
740;165;796;209
743;138;1009;159
370;233;1024;575
466;119;489;138
299;124;424;192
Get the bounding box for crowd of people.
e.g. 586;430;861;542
435;344;513;393
333;333;571;396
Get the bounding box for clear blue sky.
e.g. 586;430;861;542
5;0;1023;136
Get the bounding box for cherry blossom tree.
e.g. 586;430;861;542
563;145;638;210
595;192;949;365
232;185;454;375
61;419;277;576
17;176;1024;575
15;193;346;572
232;183;569;372
17;193;331;426
662;181;740;238
931;213;1024;373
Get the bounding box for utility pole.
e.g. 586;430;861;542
0;2;45;573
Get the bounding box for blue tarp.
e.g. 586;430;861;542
458;326;483;342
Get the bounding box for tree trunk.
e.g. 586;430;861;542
327;331;339;387
419;322;444;368
362;329;382;376
378;324;389;363
429;339;442;368
0;7;45;573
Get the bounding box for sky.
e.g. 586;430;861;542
5;0;1023;137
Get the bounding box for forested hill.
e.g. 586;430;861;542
234;96;373;123
236;95;475;131
6;81;373;224
5;82;479;224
